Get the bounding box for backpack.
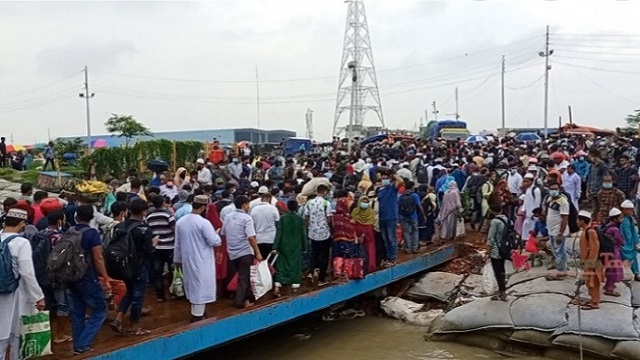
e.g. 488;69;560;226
422;196;435;215
593;226;615;259
102;222;120;249
105;221;142;281
28;231;53;289
0;235;20;294
398;193;417;217
47;227;90;285
417;166;429;185
562;191;580;234
495;217;519;260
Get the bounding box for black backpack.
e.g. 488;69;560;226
417;166;429;185
28;231;53;289
47;227;90;285
593;226;615;259
496;217;519;260
562;191;580;234
105;221;142;281
398;193;417;217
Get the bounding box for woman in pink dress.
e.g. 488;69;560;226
351;196;377;273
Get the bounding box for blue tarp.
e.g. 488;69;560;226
515;132;541;142
361;134;388;146
283;138;312;156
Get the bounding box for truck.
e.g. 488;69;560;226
424;120;470;140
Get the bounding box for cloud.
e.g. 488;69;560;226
35;39;137;76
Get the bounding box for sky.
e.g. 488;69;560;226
2;0;640;144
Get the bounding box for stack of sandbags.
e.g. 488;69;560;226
427;274;640;360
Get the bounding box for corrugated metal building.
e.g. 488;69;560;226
62;128;296;146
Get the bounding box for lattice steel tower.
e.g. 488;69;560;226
332;0;385;137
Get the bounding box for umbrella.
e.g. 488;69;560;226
515;132;541;142
33;143;47;150
90;138;109;149
6;144;25;153
361;133;388;146
465;135;488;144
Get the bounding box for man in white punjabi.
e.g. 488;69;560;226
174;195;221;322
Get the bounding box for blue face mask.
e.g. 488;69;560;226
549;190;560;198
382;179;391;186
360;202;370;209
602;182;613;189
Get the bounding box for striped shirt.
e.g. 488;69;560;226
146;209;176;250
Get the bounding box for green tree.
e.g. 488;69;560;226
105;114;152;147
625;109;640;128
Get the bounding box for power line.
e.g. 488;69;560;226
564;65;639;106
0;92;77;114
505;73;545;90
554;48;640;56
554;54;640;64
0;71;82;99
553;61;640;75
90;36;543;84
0;87;82;108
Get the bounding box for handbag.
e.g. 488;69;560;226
250;254;278;300
20;311;52;359
169;268;185;298
455;216;466;238
525;234;539;253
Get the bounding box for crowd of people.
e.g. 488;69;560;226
2;132;640;358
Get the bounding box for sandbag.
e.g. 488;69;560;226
611;340;640;360
300;177;332;196
434;297;514;333
403;310;444;327
482;261;498;295
510;293;570;331
545;348;600;360
630;282;640;308
380;296;423;320
460;274;484;297
509;277;575;297
553;303;639;341
509;329;554;347
552;334;616;358
455;333;507;351
406;272;463;302
580;282;631;307
506;269;547;288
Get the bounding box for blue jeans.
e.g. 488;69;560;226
379;219;398;261
67;278;107;352
401;218;419;252
118;268;149;324
548;235;567;272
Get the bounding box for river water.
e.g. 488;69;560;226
198;315;545;360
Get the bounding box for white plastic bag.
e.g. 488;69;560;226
456;217;466;238
250;254;277;300
380;296;424;320
482;261;498;295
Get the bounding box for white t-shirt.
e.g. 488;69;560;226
545;195;570;237
304;197;331;241
250;202;280;244
507;172;523;195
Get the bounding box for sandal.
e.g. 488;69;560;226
604;291;621;297
127;328;151;336
53;335;72;344
580;303;599;310
109;320;123;334
273;288;282;298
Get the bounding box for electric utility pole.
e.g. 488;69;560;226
454;87;459;120
501;55;506;137
539;26;553;139
79;66;94;147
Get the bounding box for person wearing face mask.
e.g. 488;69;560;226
543;182;570;281
159;180;178;201
376;169;404;267
351;195;377;273
196;159;213;186
174;195;221;321
0;208;46;360
597;174;625;223
228;158;243;182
